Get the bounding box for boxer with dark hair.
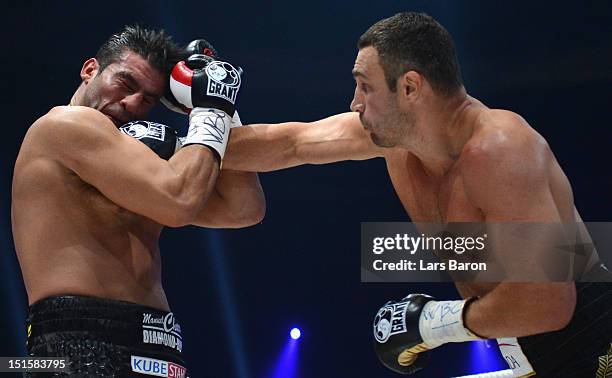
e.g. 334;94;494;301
222;12;611;377
12;25;264;376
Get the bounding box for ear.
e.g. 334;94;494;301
80;58;99;83
398;71;422;101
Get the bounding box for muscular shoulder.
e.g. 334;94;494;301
36;106;112;132
462;109;550;172
31;106;116;145
460;109;552;206
24;106;120;167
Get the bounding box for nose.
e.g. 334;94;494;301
350;86;364;113
120;92;145;115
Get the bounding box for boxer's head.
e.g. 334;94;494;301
351;12;463;147
74;25;181;126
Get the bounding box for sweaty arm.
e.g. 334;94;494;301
186;113;266;229
222;112;384;172
461;113;576;338
191;168;265;228
190;112;378;226
34;106;219;227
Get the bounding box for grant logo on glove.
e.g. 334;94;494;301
374;300;409;343
205;61;241;104
206;63;228;81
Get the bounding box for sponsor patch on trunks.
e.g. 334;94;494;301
131;355;186;377
142;312;183;352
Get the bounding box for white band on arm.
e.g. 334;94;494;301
231;110;242;128
184;107;232;159
175;136;185;153
418;299;482;347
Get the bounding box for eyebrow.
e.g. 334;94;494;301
116;71;161;98
352;69;368;79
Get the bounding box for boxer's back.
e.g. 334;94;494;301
12;115;169;310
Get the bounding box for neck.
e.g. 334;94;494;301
403;89;481;177
69;84;86;106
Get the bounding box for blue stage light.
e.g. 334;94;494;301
270;330;300;378
290;327;301;340
468;340;507;375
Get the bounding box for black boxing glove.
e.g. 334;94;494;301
120;120;180;160
161;39;219;114
184;39;219;60
161;39;244;129
171;54;240;117
168;55;242;160
373;294;481;375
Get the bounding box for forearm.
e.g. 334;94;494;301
222;113;381;172
214;169;265;225
223;123;303;172
464;282;576;338
191;168;265;228
164;145;220;225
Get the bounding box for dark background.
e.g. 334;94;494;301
1;1;611;377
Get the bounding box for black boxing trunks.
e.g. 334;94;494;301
25;295;188;377
497;281;612;377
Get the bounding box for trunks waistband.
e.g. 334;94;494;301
27;295;184;357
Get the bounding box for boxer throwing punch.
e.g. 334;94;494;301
222;12;612;377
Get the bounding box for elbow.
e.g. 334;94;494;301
249;189;267;224
533;283;576;333
247;197;267;225
231;194;267;228
546;297;575;332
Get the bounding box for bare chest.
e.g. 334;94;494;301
385;152;483;222
13;157;161;251
69;173;164;251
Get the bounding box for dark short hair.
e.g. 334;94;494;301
358;12;463;96
95;25;181;76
